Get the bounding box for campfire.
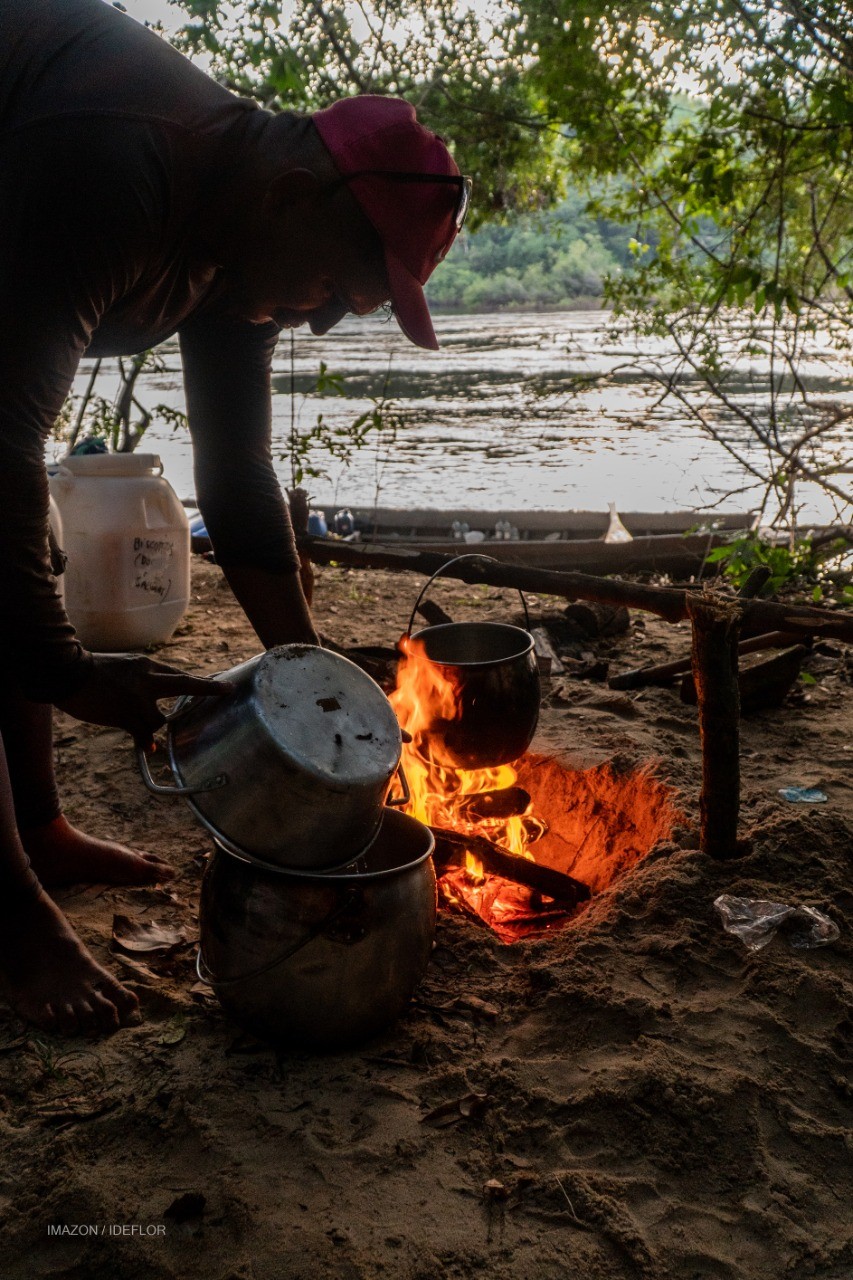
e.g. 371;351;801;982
390;634;680;943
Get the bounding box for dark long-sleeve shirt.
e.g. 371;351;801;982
0;0;301;701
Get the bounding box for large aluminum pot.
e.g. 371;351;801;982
137;645;407;870
197;808;437;1050
406;555;540;770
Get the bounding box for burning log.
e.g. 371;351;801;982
457;787;532;822
687;593;742;860
297;538;853;646
430;826;591;907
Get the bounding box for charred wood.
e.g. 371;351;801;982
563;601;631;637
416;599;454;627
457;788;532;822
430;827;591;906
681;644;810;715
609;630;806;691
530;626;565;677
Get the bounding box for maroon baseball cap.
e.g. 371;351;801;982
312;96;466;351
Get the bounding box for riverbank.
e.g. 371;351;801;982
2;557;851;1279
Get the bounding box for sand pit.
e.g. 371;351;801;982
1;558;851;1279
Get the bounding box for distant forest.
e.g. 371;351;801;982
425;189;633;312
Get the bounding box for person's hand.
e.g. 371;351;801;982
54;653;233;745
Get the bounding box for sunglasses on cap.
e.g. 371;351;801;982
329;170;473;234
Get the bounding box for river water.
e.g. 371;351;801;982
68;309;852;524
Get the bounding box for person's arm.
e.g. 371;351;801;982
179;310;320;647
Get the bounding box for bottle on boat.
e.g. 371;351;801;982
604;502;633;544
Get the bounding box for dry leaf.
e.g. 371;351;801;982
458;1091;492;1119
189;981;217;1003
158;1020;186;1047
111;915;187;955
421;1090;492;1128
113;954;160;982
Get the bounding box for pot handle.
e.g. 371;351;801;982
136;743;228;798
196;887;362;987
406;552;530;636
384;761;410;809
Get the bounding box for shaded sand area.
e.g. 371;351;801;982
1;558;851;1279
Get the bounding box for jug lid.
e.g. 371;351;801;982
253;646;402;784
61;453;163;476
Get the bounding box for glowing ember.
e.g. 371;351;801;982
390;633;680;942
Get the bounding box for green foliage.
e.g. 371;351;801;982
55;352;187;454
704;531;853;600
705;534;822;594
162;0;853;523
173;0;559;221
426;189;632;309
517;0;853;521
282;340;402;489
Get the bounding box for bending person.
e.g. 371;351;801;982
0;0;469;1033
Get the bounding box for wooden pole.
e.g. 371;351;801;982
297;537;853;645
687;593;743;859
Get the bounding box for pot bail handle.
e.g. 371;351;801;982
384;761;410;808
196;887;362;987
406;553;530;637
136;742;228;798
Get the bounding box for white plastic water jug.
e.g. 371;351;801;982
49;453;190;651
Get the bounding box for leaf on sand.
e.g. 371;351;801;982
111;915;188;955
158;1020;186;1046
421;1090;492;1128
189;981;218;1003
113;953;160;982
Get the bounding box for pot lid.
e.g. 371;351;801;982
252;646;401;784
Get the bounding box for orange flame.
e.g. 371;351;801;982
389;632;680;943
390;634;551;939
390;634;536;859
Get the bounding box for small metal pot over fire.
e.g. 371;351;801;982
137;645;408;871
405;555;540;770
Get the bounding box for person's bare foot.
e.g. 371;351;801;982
21;815;174;887
0;889;140;1035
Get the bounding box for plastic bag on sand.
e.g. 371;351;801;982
714;895;840;952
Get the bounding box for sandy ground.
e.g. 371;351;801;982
1;557;851;1280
